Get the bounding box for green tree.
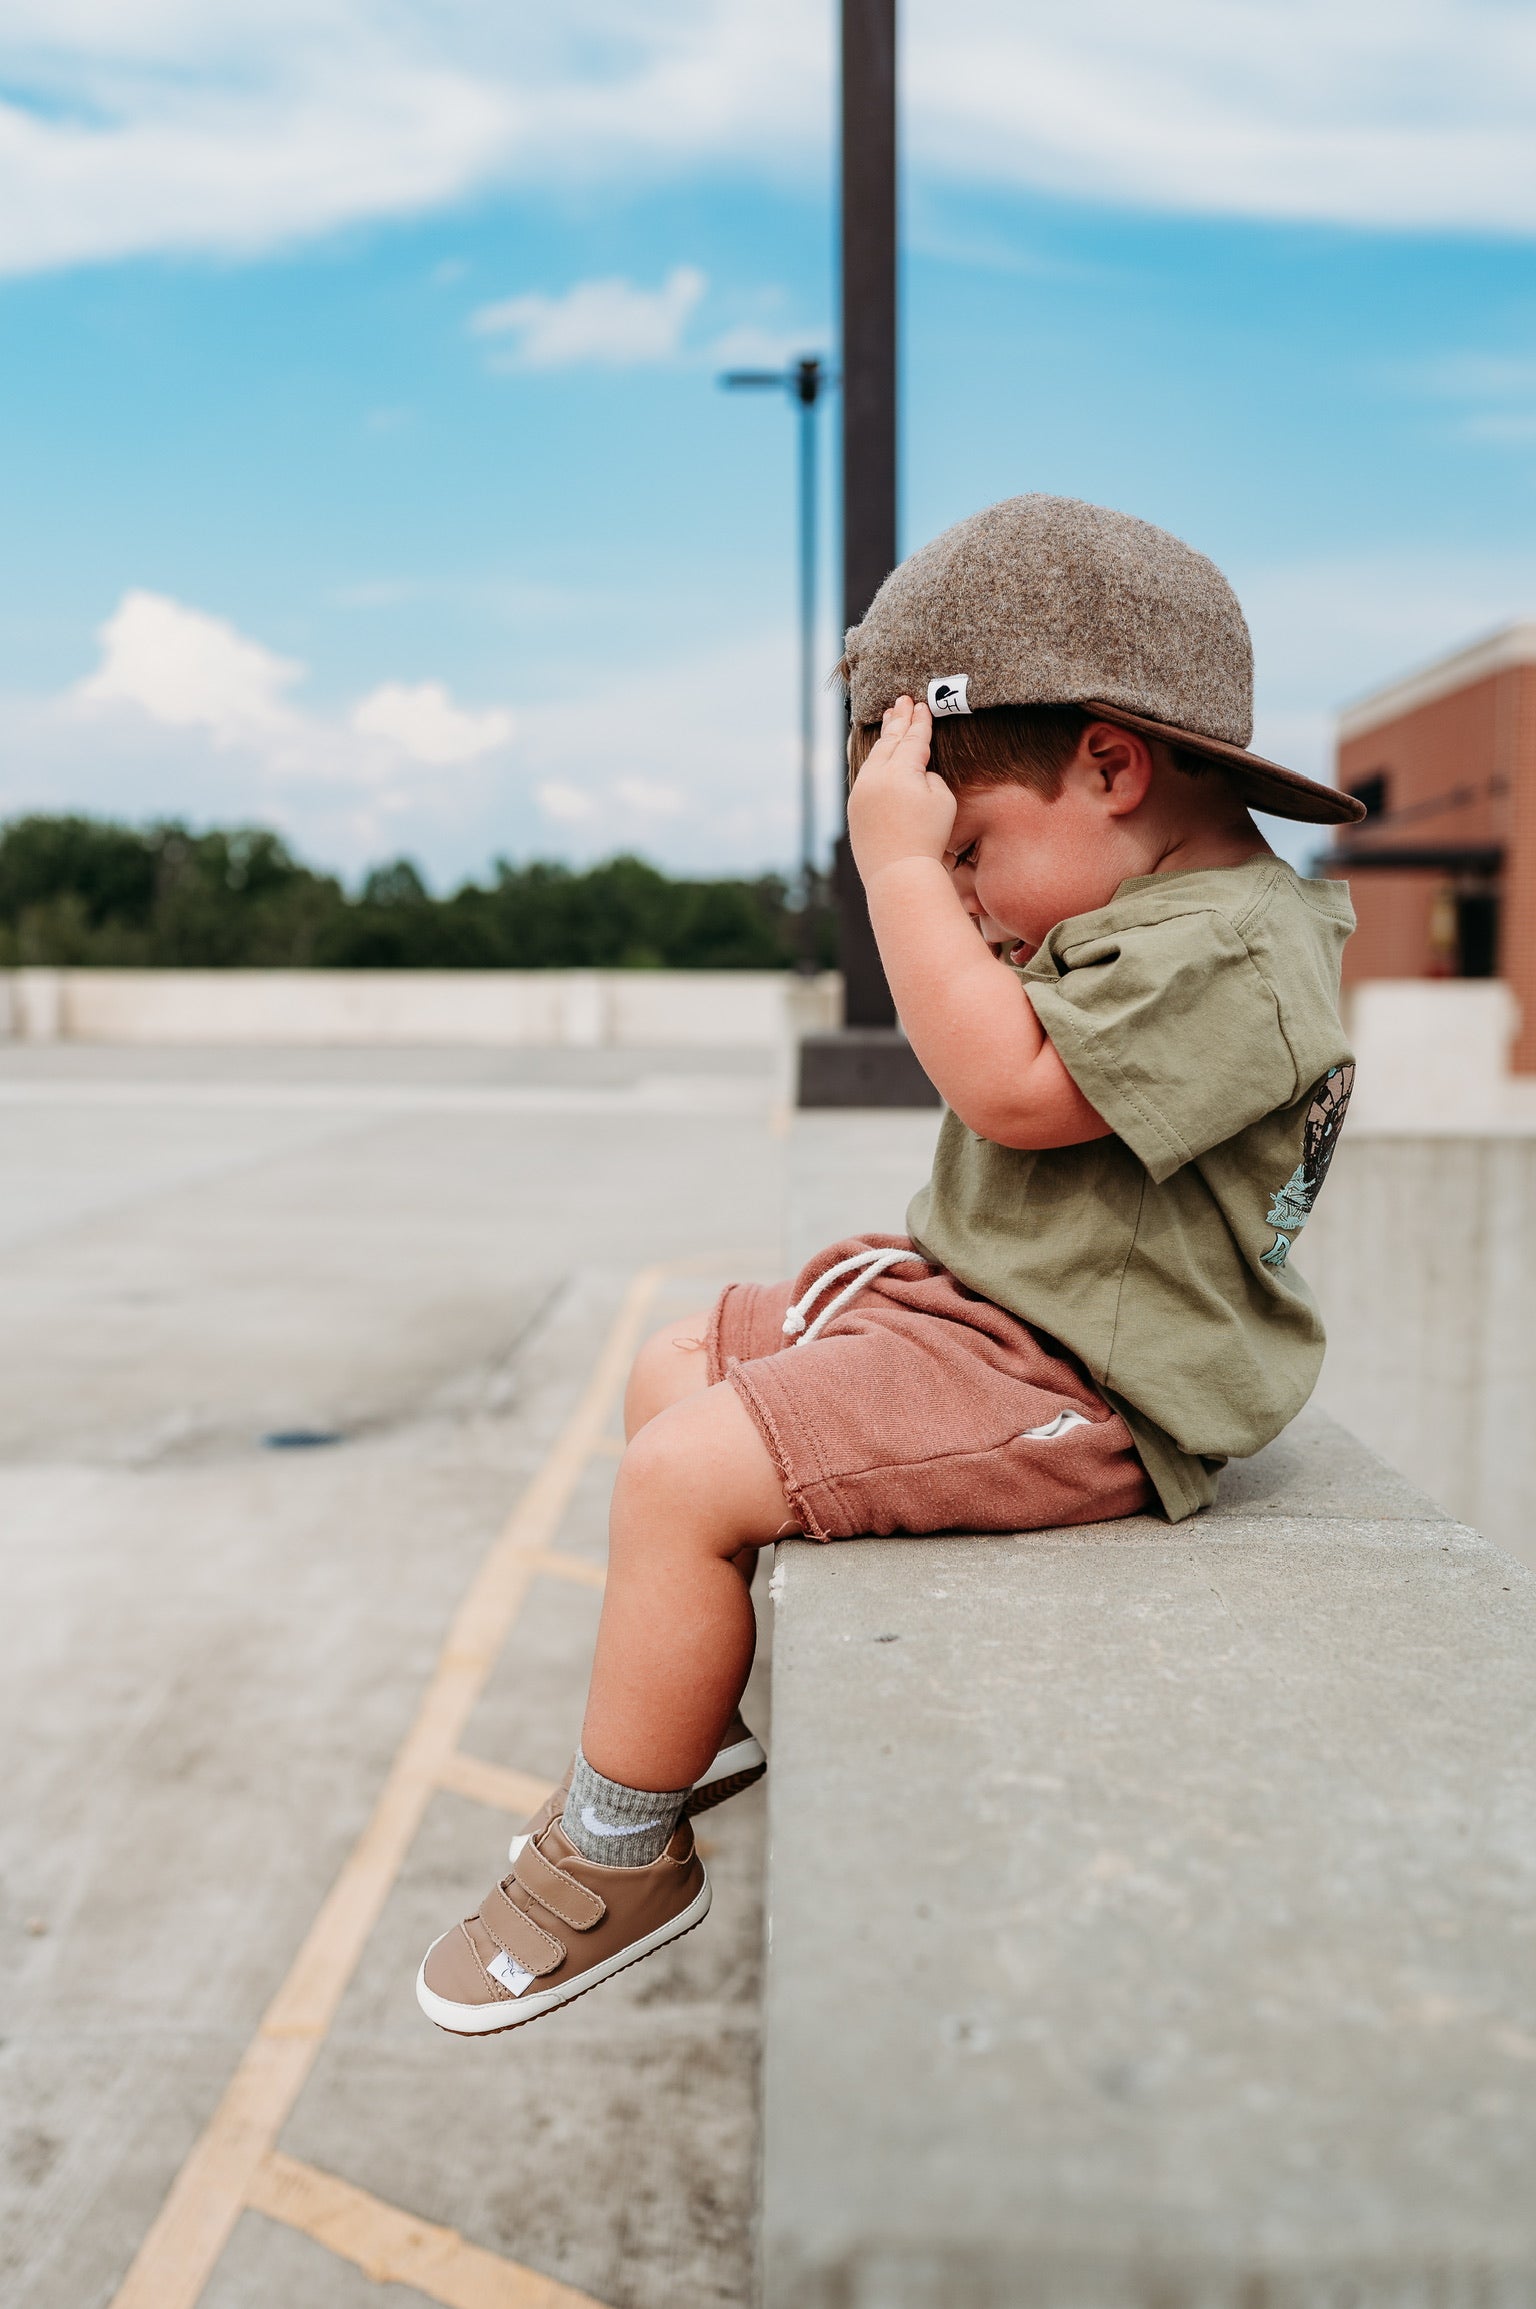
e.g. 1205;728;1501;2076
0;814;832;970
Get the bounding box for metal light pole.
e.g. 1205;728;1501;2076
798;0;938;1102
838;0;899;1032
720;354;831;961
841;0;899;687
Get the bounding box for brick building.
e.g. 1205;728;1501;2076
1327;622;1536;1071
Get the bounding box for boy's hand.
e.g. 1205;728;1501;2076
847;696;956;882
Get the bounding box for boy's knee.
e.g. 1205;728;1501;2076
613;1402;699;1517
612;1383;789;1551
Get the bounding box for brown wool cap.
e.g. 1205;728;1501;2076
842;494;1366;826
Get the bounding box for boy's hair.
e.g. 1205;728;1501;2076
845;701;1216;798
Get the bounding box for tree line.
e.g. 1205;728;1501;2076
0;815;834;971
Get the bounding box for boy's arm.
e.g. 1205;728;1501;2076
847;700;1110;1150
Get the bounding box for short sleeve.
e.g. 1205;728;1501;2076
1024;911;1299;1183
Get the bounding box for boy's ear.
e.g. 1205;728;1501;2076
1079;719;1154;816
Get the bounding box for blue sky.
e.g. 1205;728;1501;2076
1;2;1534;886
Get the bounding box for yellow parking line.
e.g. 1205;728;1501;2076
108;1264;667;2309
531;1550;606;1588
437;1752;556;1815
248;2152;606;2309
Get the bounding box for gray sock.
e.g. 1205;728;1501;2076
561;1750;689;1868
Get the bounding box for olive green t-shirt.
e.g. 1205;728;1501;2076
906;855;1356;1521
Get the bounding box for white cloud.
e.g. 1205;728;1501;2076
0;5;513;276
614;777;684;815
69;589;515;846
469;278;828;381
707;322;823;373
1413;355;1536;399
75;589;301;739
3;3;1536;279
472;266;707;370
22;554;1536;888
906;1;1536;232
534;774;687;829
1462;413;1536;444
536;781;597;823
514;627;823;870
4;598;824;883
351;680;512;765
1396;351;1536;448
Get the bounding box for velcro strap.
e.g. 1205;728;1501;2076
478;1881;564;1977
514;1840;607;1931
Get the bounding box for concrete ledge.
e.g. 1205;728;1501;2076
0;966;842;1048
1304;1134;1536;1566
761;1411;1536;2307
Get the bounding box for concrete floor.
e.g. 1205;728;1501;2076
0;1046;804;2309
9;1038;1516;2309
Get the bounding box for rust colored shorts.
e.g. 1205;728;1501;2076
706;1233;1152;1542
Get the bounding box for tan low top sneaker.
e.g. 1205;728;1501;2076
417;1816;710;2036
507;1712;766;1866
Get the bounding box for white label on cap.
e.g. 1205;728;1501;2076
927;675;971;717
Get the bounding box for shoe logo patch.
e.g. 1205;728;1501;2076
1021;1409;1090;1441
580;1805;665;1839
487;1948;537;1997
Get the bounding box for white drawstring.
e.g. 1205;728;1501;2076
781;1245;925;1348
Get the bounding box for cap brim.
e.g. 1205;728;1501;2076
1082;702;1366;826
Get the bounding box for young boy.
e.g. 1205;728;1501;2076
416;493;1364;2034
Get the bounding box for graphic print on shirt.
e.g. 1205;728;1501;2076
1259;1062;1355;1269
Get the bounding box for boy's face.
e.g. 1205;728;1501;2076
943;774;1137;964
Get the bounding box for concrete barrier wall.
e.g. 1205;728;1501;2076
0;966;842;1049
765;1110;1536;2308
0;964;1522;1092
1344;980;1536;1130
762;1410;1536;2309
1301;1132;1536;1568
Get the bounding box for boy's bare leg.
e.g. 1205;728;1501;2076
624;1304;760;1580
623;1305;714;1438
416;1375;784;2033
582;1380;794;1791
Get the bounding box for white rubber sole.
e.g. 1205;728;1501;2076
416;1870;711;2036
508;1734;767;1865
694;1732;766;1792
